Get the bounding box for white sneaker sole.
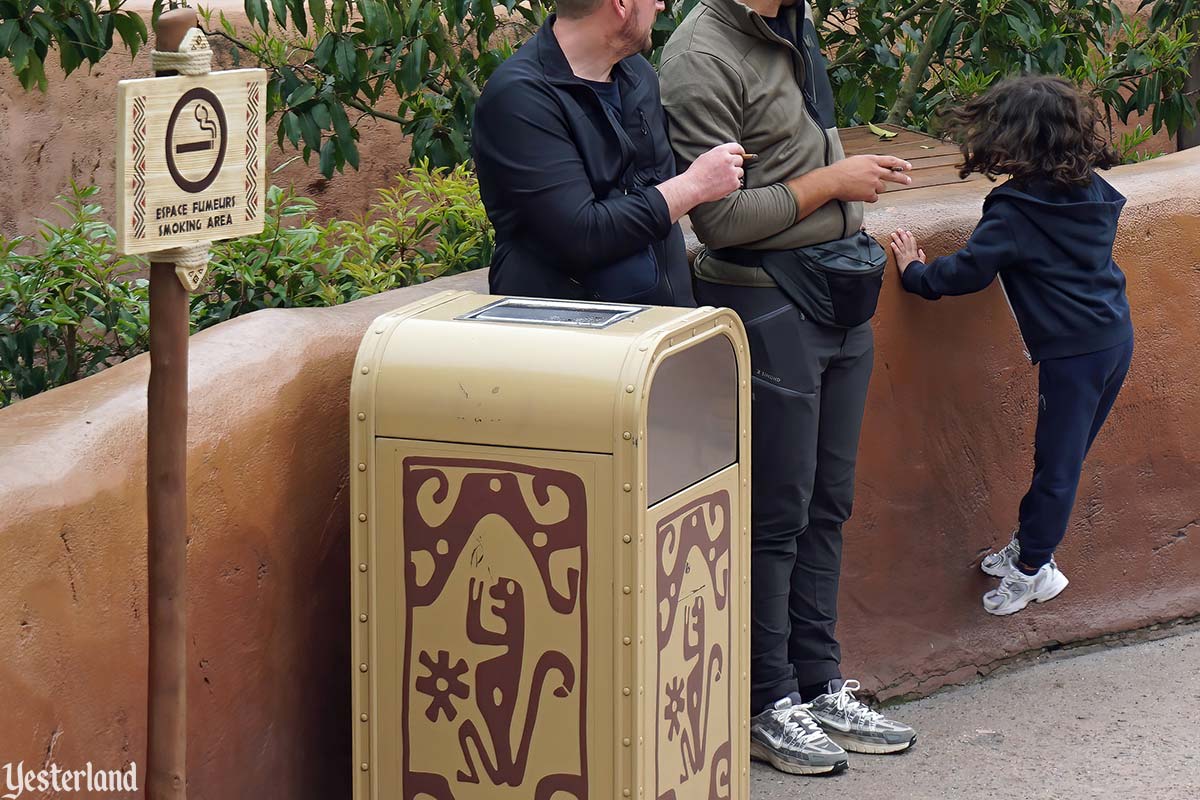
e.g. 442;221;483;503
749;740;848;775
984;572;1069;616
827;730;917;754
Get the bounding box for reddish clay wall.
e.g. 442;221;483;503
0;270;483;799
0;151;1197;796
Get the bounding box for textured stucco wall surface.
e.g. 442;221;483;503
0;150;1196;797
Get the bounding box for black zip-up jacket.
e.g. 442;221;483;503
901;172;1133;363
472;17;694;305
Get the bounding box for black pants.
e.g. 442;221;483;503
695;280;874;713
1017;337;1134;568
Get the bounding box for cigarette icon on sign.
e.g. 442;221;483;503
175;104;218;154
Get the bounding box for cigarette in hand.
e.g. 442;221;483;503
742;153;758;164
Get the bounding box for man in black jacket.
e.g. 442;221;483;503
472;0;745;305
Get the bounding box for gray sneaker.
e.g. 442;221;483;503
749;694;849;775
983;561;1069;615
981;534;1059;580
981;534;1021;577
807;680;917;754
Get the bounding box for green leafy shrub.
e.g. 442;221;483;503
0;164;492;406
0;182;149;406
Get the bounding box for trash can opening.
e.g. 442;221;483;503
459;297;647;328
647;334;739;505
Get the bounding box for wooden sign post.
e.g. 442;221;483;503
114;9;266;799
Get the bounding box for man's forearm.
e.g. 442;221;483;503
655;174;703;224
785;167;840;223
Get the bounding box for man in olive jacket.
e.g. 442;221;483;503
472;0;746;305
660;0;917;775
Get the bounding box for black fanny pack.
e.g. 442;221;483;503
712;230;886;328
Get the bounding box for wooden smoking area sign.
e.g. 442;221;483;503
111;14;270;794
116;67;268;255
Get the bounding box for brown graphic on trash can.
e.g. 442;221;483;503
400;457;588;800
653;489;734;800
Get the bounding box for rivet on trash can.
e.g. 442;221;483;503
357;412;366;421
623;483;631;492
624;790;631;797
623;687;630;696
375;327;384;334
623;586;631;594
623;431;632;440
359;614;368;622
625;385;635;393
358;463;366;472
623;738;631;747
358;513;367;522
360;713;368;722
623;535;631;543
623;637;631;645
359;563;368;572
360;663;368;672
361;762;369;771
361;366;369;374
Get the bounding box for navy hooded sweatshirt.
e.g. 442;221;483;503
900;172;1133;363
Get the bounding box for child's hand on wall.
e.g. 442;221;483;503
890;229;925;274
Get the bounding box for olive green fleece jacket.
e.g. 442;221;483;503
660;0;863;286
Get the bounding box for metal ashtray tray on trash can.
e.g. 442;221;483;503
349;291;751;800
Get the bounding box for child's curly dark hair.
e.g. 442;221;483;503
940;75;1120;187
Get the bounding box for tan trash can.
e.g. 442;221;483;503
349;291;751;800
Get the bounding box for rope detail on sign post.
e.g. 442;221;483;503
154;242;211;291
150;47;213;75
151;27;213;76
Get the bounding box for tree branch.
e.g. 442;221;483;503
344;95;408;125
887;0;952;124
831;0;941;68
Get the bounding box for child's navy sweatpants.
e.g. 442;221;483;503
1017;336;1134;569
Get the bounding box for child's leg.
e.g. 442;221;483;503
1016;340;1132;570
1084;337;1134;454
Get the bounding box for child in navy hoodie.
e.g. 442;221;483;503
890;75;1133;616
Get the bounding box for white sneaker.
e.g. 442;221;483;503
983;562;1069;616
980;534;1020;577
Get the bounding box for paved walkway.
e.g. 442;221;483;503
753;626;1200;800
